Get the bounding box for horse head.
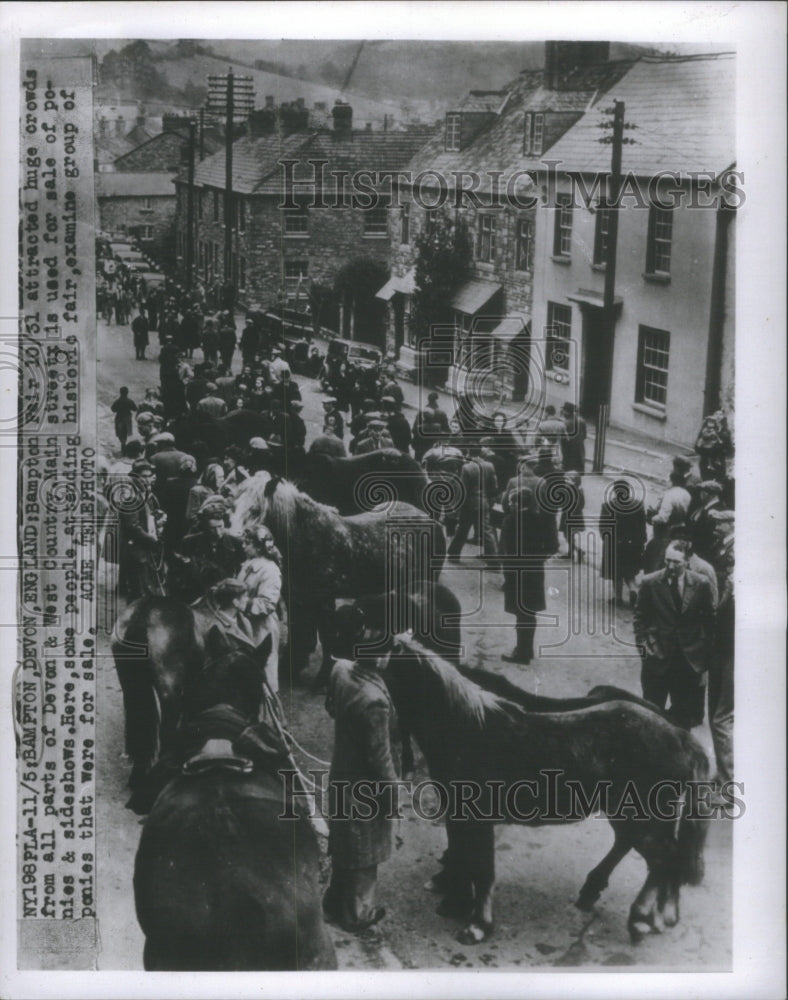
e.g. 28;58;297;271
191;627;274;723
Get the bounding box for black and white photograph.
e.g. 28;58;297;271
1;3;785;997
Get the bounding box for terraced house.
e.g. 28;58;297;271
380;43;735;449
174;102;432;351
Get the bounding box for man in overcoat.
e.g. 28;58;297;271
634;539;716;729
323;606;399;933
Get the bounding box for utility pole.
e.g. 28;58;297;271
593;99;635;472
224;69;234;283
185;120;196;290
198;107;205;161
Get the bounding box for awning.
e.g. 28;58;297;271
375;268;416;301
450;279;502;315
490;312;530;342
567;288;623;310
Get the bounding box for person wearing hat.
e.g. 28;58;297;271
287;399;307;452
240;318;259;368
179;498;245;601
322;397;344;439
425;391;451;434
447;444;499;562
135;410;156;443
218;311;237;371
118;460;166;599
185;462;227;531
148;432;192;490
381;396;412;455
599;478;647;609
687;480;726;563
240;525;283;696
645;470;692;572
131;307;149;360
323;605;399;934
158;334;181;378
158;454;199;565
195;383;228;420
201;314;220;366
559;401;587;474
354;414;394;454
270;351;291;383
500;484;558;664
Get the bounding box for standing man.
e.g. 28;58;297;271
381;396;412;455
560;401;587;474
634;539;716;729
323;606;399;933
111;387;137;450
321;397;345;440
132;308;150;360
447;445;498;561
118;459;166;599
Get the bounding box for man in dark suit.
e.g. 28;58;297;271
447;445;498;561
118;460;166;599
634;539;716;729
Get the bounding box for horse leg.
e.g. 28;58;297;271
576;826;632;911
457;822;496;944
628;825;680;941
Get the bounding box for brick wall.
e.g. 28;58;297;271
98;194;175;260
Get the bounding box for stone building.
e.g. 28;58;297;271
95;172;176;259
378;42;633;396
174;102;432;350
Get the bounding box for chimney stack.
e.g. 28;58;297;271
332;100;353;135
544;41;611;90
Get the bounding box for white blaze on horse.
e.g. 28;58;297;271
231;472;447;677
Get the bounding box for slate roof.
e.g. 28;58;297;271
188;127;434;196
454;90;509;113
545;53;735;177
96;172;176;198
403;61;634;192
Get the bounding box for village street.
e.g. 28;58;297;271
93;317;732;972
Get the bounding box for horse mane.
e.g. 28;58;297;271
231;472;342;551
394;635;503;729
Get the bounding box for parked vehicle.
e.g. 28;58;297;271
324;337;382;371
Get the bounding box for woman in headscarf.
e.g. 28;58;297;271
240;525;283;697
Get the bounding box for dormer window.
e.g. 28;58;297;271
524;112;544;156
445;113;461;151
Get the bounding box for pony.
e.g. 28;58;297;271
111;596;274;802
384;637;709;946
133;640;336;971
300;449;429;514
231;472;446;678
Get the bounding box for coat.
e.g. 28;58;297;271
634;568;715;674
239;556;282;646
500;504;558;617
599;499;647;581
326;659;399;869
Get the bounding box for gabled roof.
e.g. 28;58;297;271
114;129;224;171
188;127;434;196
403;61;634;193
96;172;176;198
545;53;735;178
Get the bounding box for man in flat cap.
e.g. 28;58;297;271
118;459;166;599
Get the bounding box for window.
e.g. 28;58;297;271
553;194;573;257
515;217;534;271
400;203;410;245
364;205;389;237
445;113;461;151
546;302;571;371
593;205;611;265
142;196;152;210
636;326;670;408
646;206;673;274
140;225;154;241
477;214;497;262
523;112;545;156
283;206;308;235
284;259;308;299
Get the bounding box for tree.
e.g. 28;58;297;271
412;211;472;384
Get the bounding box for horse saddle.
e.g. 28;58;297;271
182;738;254;776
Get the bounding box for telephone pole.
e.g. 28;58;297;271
185;120;196;290
593;99;635;472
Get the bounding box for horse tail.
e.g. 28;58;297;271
677;739;710;886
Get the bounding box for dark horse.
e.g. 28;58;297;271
385;637;708;945
299;449;429;514
232;472;446;679
112;596;272;801
133;639;336;970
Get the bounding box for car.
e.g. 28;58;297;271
325;337;382;371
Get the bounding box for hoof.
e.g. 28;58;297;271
628;919;652;944
575;891;598;912
661;900;679;927
457;921;492;945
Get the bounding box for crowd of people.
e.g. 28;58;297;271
99;278;736;935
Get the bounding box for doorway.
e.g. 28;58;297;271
580;307;614;419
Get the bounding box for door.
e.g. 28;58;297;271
581;307;614;419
